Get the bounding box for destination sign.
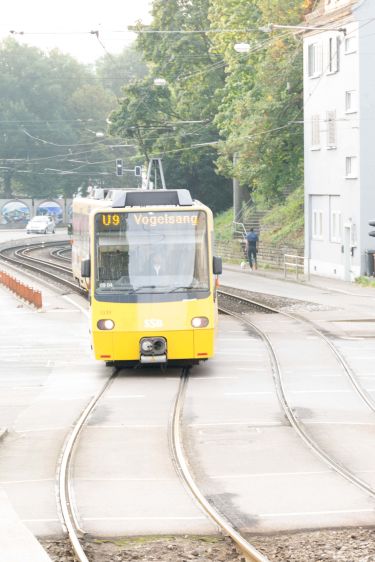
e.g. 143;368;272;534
96;212;200;230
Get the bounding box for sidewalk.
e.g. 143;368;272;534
224;262;375;298
0;489;52;562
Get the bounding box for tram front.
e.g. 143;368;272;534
89;199;221;366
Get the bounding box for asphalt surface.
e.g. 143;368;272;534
1;229;375;560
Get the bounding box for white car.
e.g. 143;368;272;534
26;216;55;234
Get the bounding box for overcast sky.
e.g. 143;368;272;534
1;0;153;63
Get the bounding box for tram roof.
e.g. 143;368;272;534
111;189;193;208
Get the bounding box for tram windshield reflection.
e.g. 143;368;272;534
94;210;209;298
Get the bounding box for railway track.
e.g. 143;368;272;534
0;240;270;562
3;239;375;560
0;240;84;296
218;288;375;499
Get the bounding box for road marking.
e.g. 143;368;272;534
302;420;375;425
290;389;351;393
188;421;284;427
14;427;68;433
22;518;61;523
86;424;165;429
83;516;207;521
105;395;145;399
217;338;260;342
0;478;54;484
216;351;261;357
62;295;89;317
192;376;239;380
224;391;273;396
307;374;342;378
210;470;331;479
236;368;268;372
259;508;375;518
75;477;173;482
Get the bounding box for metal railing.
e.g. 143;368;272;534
232;221;247;240
283;254;310;281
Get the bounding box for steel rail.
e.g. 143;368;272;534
50;246;71;262
57;371;117;562
218;288;375;412
171;367;270;562
0;242;85;296
218;290;375;498
15;246;72;274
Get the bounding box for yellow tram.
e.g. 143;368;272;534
72;188;222;366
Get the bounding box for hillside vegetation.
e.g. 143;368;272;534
215;187;304;247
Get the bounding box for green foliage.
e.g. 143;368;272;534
214;208;234;241
0;39;118;198
109;0;232;213
210;0;305;205
259;186;304;245
0;40;151;199
355;277;375;288
95;47;148;97
214;186;304;246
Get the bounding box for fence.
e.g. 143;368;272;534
283;254;310;281
215;238;304;270
0;270;42;308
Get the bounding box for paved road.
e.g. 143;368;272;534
1;229;375;551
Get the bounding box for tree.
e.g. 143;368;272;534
0;39;120;198
209;0;307;205
109;0;232;213
95;46;148;97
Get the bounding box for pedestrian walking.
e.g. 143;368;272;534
245;228;258;271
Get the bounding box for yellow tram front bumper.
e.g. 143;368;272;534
92;328;215;362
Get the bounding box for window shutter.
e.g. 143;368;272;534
327;110;336;147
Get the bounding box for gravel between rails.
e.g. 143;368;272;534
40;527;375;562
219;285;334;314
40;536;245;562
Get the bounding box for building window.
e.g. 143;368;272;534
308;43;322;78
344;36;356;54
345;90;357;113
311;115;320;148
312;210;324;240
330;211;342;243
328;37;340;73
326;110;337;148
345;156;358;178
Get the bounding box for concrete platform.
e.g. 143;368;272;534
0;490;51;562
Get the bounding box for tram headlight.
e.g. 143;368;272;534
97;319;115;330
191;316;209;328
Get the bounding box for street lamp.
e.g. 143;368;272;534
234;43;252;53
86;128;105;138
154;78;167;86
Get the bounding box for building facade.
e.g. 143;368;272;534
304;0;375;280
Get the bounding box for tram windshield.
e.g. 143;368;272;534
94;210;209;300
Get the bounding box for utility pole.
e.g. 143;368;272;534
232;153;247;222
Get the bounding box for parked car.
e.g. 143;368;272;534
26;216;55;234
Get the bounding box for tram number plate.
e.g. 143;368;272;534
144;319;163;328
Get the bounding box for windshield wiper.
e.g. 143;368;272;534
168;285;195;293
168;285;208;293
128;285;156;293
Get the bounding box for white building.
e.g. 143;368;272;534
304;0;375;280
